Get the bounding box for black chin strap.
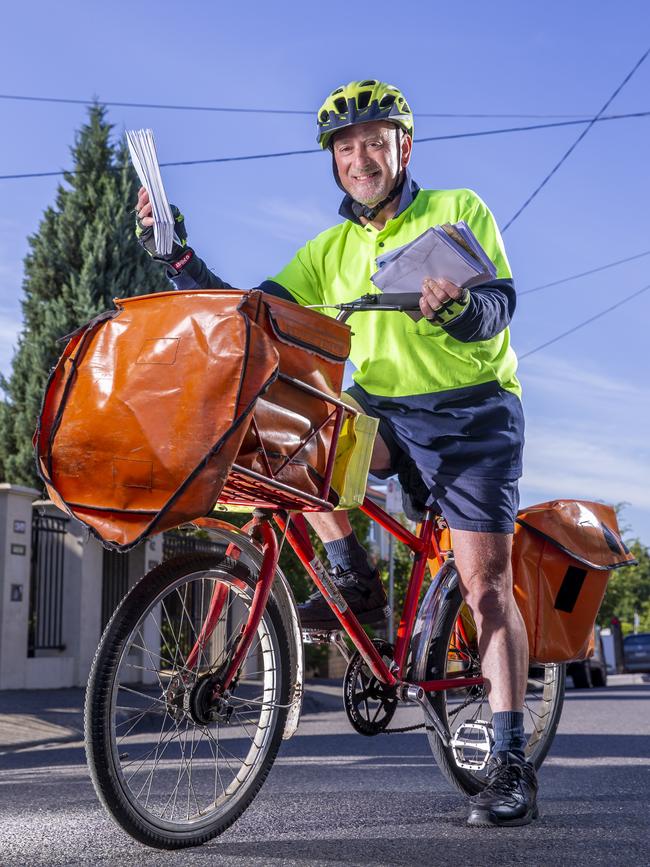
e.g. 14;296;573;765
351;174;405;222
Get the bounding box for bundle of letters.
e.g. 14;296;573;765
370;221;497;301
125;128;174;256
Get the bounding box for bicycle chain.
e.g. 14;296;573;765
381;721;427;734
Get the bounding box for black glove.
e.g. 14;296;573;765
135;204;194;275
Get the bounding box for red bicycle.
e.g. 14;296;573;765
85;297;565;849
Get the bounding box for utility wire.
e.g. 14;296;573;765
503;46;650;232
520;250;650;296
2;110;649;182
0;92;617;119
519;282;650;359
415;111;650;143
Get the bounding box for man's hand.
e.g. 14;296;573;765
134;187;193;274
419;277;470;325
135;186;155;228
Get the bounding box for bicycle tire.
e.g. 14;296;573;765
85;552;291;849
420;575;565;796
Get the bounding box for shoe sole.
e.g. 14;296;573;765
300;605;390;631
467;805;539;828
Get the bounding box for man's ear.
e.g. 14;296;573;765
401;133;413;169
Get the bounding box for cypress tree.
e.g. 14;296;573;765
0;105;167;487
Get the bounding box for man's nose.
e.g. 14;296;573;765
351;148;373;168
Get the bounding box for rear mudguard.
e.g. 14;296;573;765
410;558;459;682
193;522;304;739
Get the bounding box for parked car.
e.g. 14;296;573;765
623;632;650;673
568;626;608;688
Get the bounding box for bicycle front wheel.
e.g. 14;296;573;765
85;553;290;849
418;577;565;796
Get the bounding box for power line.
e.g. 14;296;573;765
520;250;650;296
2;110;649;182
518;282;650;359
0;92;618;119
503;46;650;233
415;111;650;143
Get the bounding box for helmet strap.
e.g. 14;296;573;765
350;174;405;222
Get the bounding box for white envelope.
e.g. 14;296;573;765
371;228;489;295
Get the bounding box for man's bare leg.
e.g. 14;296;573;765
455;530;540;826
452;529;528;711
306;510;354;542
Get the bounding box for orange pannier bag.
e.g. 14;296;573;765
34;289;351;551
512;500;636;663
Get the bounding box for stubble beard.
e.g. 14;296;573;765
346;173;391;205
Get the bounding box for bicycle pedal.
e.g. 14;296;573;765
302;628;343;645
450;720;493;770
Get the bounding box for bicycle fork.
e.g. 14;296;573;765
185;513;280;696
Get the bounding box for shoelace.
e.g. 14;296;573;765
305;569;368;601
484;764;522;796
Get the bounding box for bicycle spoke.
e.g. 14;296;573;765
92;561;286;838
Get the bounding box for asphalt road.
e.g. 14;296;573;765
1;675;648;866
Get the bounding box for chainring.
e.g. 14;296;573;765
343;640;398;736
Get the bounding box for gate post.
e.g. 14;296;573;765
0;484;40;689
58;506;104;687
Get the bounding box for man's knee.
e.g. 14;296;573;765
462;566;513;622
453;531;514;621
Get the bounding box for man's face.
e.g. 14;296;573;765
332;120;409;205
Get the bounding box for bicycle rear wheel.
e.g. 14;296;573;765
85;553;290;849
418;577;565;796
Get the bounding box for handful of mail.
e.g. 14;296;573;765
370;222;497;305
125;128;175;256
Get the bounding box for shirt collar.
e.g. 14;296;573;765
338;169;420;225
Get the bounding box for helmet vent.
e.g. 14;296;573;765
319;110;330;123
334;97;348;115
360;79;377;86
357;90;372;110
379;94;395;109
332;87;344;95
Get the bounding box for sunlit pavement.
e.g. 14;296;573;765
1;675;648;866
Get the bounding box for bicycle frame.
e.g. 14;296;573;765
193;497;484;698
188;294;487;699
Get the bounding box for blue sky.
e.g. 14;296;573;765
1;2;649;540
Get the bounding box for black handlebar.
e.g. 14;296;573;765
333;293;421;323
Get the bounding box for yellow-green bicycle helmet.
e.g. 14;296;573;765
317;80;414;149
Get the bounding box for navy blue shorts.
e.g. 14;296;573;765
346;381;524;534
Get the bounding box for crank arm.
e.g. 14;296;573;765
403;686;450;747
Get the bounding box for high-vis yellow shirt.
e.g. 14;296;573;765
271;188;520;400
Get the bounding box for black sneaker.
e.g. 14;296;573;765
298;566;389;630
467;751;539;827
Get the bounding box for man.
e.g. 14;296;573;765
135;79;536;827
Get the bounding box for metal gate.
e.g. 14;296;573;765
162;530;228;658
102;549;130;630
29;513;68;656
163;529;225;561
